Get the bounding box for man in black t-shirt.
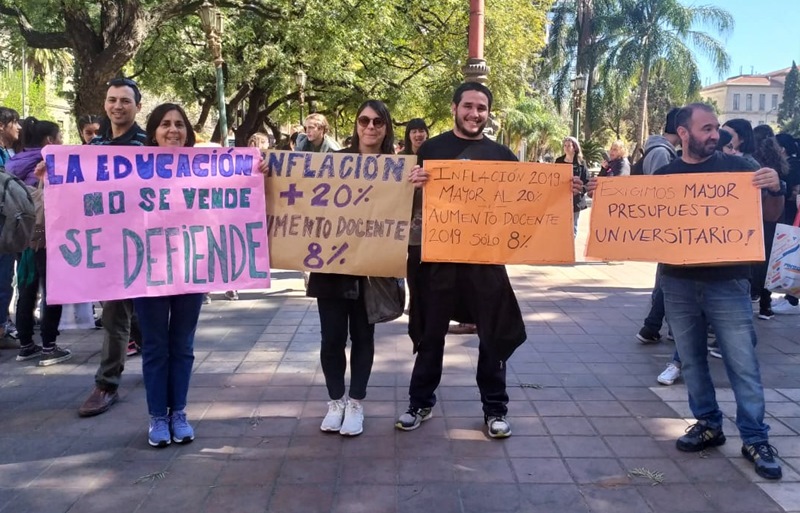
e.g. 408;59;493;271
396;83;582;438
655;103;784;480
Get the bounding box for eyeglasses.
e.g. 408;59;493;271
357;116;386;128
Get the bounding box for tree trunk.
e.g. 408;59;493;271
193;98;213;132
636;62;651;149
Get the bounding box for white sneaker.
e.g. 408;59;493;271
339;398;364;436
657;362;681;385
772;300;800;315
320;399;346;432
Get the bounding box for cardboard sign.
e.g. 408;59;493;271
585;173;764;264
42;145;270;304
421;160;575;264
264;150;414;277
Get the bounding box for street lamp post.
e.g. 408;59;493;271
295;69;307;125
463;0;489;83
571;73;586;139
199;1;227;147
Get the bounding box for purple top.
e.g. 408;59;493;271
4;147;43;186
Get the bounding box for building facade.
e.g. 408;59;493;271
701;66;793;127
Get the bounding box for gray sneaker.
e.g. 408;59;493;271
38;346;72;366
395;407;432;431
16;344;42;361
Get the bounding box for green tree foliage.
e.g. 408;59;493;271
540;0;732;146
1;0;550;142
0;0;277;116
0;70;50;119
133;0;550;145
595;0;732;147
779;62;800;136
497;96;569;161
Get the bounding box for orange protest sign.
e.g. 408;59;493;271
585;173;764;264
421;160;575;264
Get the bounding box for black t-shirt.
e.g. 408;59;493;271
417;130;518;164
655;151;758;281
409;131;517;245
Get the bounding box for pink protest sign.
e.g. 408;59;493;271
42;145;270;304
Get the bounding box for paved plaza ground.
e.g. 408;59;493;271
1;219;800;513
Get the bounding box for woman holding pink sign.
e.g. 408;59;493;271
134;103;205;448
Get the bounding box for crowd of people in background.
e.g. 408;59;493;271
1;80;798;481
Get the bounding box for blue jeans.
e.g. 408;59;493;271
661;275;770;445
0;253;16;324
643;264;665;332
133;294;203;417
573;210;580;238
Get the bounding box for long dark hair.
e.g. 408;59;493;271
19;117;60;148
776;133;799;159
753;124;788;175
722;118;755;154
350;100;395;154
401;118;429;155
0;107;19;127
145;103;195;147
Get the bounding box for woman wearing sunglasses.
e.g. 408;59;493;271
306;100;395;436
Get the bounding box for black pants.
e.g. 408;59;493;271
753;221;777;310
317;296;375;400
408;265;509;417
407;245;421;312
17;249;62;348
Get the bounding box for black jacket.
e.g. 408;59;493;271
555;155;589;212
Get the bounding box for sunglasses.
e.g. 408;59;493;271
357;116;386;128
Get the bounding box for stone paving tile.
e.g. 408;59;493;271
2;260;798;512
579;486;654;513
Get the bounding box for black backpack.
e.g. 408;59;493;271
0;168;36;253
630;143;674;175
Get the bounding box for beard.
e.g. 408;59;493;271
687;133;717;160
455;115;487;138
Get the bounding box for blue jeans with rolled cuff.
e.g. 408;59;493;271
661;275;770;445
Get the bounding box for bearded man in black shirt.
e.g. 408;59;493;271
655;103;785;480
396;82;583;438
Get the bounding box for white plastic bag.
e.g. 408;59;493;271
766;213;800;296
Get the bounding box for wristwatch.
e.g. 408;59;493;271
767;179;787;197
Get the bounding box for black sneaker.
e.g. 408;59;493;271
676;422;726;452
758;308;774;320
636;326;661;344
16;344;42;361
395;407;432;431
38;346;72;366
742;442;782;480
